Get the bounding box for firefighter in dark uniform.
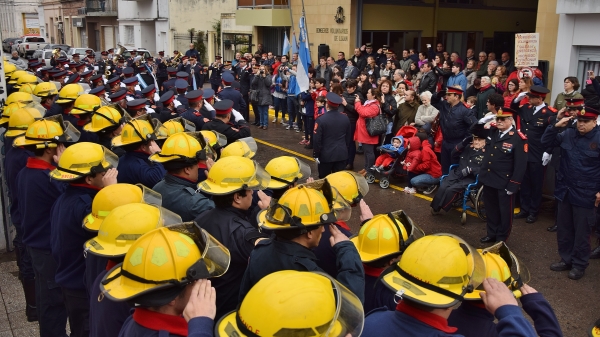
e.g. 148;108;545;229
209;55;224;92
312;92;352;178
89;73;103;89
123;77;142;100
217;72;247;113
122;66;135;80
108;88;128;110
174;78;189;111
237;57;252;120
202;99;250;145
150;132;215;221
542;106;600;280
97;51;108;76
161;67;177;94
156;51;168;91
137;63;155;90
512;86;555;224
16;116;79;337
126;99;149;118
49;142;118;337
177;55;190;75
83;105;126;157
156;91;178;123
114;58;125;78
478;107;528;244
181;90;212;130
194;156;270;320
106;76;121;94
141;84;159;114
189;55;204;90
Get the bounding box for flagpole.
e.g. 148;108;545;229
287;0;295;36
300;0;311;58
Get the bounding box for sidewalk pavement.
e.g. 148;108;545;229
0;252;39;336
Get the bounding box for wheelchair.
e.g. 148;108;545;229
440;164;487;225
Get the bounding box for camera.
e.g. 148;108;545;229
260;70;264;74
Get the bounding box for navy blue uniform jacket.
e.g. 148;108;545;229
117;151;166;187
118;308;213;337
201;118;250;145
312;109;352;162
5;146;33;226
363;267;396;314
90;269;132;337
152;174;214;222
511;101;555;163
217;87;247;112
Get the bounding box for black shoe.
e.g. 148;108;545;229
568;268;585;280
252;122;260;126
26;304;37;322
547;225;557;232
526;215;537;223
345;164;354;170
513;211;528;219
590;245;600;259
422;184;438;195
356;146;364;154
550;261;571;272
304;144;313;149
480;236;496;243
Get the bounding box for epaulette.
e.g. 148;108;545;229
517;130;527;140
547;106;558;113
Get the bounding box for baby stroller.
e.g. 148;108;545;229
365;126;417;189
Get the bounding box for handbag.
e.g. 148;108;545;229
365;106;387;137
249;89;259;103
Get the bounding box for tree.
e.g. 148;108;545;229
194;31;207;64
212;20;221;52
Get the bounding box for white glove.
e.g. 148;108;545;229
314;158;320;164
478;114;495;124
542;152;552;166
505;189;513;195
231;108;245;122
514;91;527;103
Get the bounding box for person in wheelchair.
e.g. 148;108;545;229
371;135;405;172
430;123;488;214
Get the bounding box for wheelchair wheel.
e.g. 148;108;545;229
365;173;376;184
379;177;390;189
461;212;467;225
475;185;486;221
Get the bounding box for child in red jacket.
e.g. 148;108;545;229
407;139;442;195
402;137;422;194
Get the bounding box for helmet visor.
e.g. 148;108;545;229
240;161;270;191
237;137;258;158
136;183;163;207
186;132;216;161
179;117;196;132
295;158;312;182
165;222;231;278
318;272;364;337
42;115;81;143
24;101;47;117
434;233;486;295
389;210;425;244
201;130;227;147
301;179;352;221
481;242;530;292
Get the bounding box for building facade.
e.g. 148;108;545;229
0;0;42;39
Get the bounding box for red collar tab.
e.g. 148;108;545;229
106;260;118;271
198;162;207;169
396;301;458;334
69;183;102;191
133;308;188;336
335;220;350;231
134;150;152;156
363;264;385;278
26;157;56;170
171;173;197;184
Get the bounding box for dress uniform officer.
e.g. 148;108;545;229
478;108;527;243
156;90;178;123
16;116;80;337
123;76;142;101
150;132;215;221
108;88;128;110
3;108;41;322
194;157;270;320
432;87;478;174
431;123;488;214
155;51;168;91
312;92;352;178
201;99;251;145
83;105;126;157
208;55;224;92
50;143;119;337
242;182;365;303
350;211;424;313
141;84;160;114
106;76;121;94
181;90;212;130
112;115;166;187
543;106;600;280
161;67;178;95
89;86;108;102
512;86;555;223
217;72;247;113
174;78;189;110
188;55;204;90
97;51;108;76
99;225;229;336
89;73;103;89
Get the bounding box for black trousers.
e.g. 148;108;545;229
430;171;475;212
62;287;90;337
28;247;68;337
346;122;357;167
440;140;460;175
520;161;545;216
318;160;347;178
483;185;515;241
557;192;594;269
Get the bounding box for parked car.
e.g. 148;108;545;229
107;47;151;60
67;47;95;60
2;38;21;53
32;49;68;67
10;39;22;54
42;44;71;52
18;36;47;58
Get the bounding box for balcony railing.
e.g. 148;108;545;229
84;0;117;15
237;0;289;9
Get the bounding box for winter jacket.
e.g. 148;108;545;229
414;140;442;178
419;71;437;94
300;91;315;119
553;91;583;111
399;58;413;73
403;137;422;172
582;81;600;110
394;100;421;134
344;65;360;79
464;69;477;88
381;93;398;123
251;75;273;106
447;72;468;92
354;99;381;144
476;85;496;119
342;91;364;123
311;87;328;116
414;104;439;126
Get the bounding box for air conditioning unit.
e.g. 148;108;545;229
73;18;86;27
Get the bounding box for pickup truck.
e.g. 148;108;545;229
18;36;47;58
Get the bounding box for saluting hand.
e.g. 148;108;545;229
53;143;66;164
480;278;518;316
102;168;118;187
329;224;349;247
595;192;600;207
555;116;572;128
257;190;272;210
183;279;216;321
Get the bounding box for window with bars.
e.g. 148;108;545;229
124;25;134;45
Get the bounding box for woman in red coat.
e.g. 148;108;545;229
354;87;382;175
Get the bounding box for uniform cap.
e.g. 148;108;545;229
527;86;550;98
109;88;128;102
76;63;86;69
107;77;121;85
127;98;148;111
176;71;189;79
447;87;464;95
173;50;179;54
167;67;177;75
326;92;343;108
496;107;516;118
578;106;600;120
89;86;106;96
213;99;234;115
175;79;188;90
224;60;232;66
365;43;373;48
222;72;235;84
203;88;215;99
101;51;108;56
158;51;164;55
141;84;156;96
107;48;114;53
65;73;81;84
122;67;134;76
90;74;103;82
52;70;68;79
215;55;222;59
159;91;175;105
82;70;94;77
470;123;490;139
72;53;80;58
186;90;203;103
181;56;189;61
123;77;138;86
565;98;584;108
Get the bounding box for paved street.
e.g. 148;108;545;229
0;112;596;336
